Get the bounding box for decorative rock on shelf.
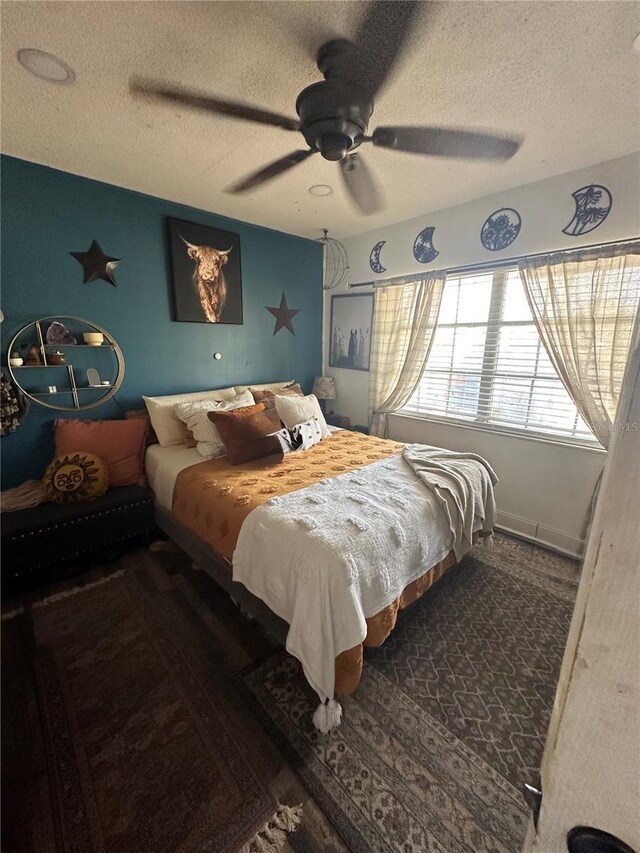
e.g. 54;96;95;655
46;321;77;345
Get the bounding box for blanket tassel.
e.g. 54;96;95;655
240;803;303;853
312;698;343;733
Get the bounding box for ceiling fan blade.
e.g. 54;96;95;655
228;150;316;193
351;1;421;97
339;153;383;215
372;126;523;160
130;77;299;131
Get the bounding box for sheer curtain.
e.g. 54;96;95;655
369;273;445;438
519;241;640;449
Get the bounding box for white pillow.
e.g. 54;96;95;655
234;380;294;394
143;386;237;447
174;390;255;458
274;393;330;439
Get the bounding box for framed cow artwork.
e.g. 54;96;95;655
167;217;243;324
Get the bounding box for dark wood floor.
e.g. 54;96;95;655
1;541;351;853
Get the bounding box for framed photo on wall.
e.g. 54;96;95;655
167;217;243;324
329;292;374;372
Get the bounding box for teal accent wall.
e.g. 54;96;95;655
1;155;323;489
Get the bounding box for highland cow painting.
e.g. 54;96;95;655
167;217;243;324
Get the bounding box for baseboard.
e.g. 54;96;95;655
496;511;585;559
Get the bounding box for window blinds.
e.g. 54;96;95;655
403;269;595;441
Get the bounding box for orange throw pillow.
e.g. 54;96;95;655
207;403;282;465
125;409;159;447
54;419;148;487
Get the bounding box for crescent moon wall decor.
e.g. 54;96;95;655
480;208;522;252
369;240;387;274
413;227;440;264
562;184;612;236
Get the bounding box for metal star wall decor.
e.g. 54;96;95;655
70;240;121;287
266;291;299;335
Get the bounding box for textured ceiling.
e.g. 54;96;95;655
1;1;639;239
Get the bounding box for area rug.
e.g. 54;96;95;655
243;544;578;853
21;570;301;853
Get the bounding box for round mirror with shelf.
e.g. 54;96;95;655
6;316;125;411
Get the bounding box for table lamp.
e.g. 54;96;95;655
312;376;336;413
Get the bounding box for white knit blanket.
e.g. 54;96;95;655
402;444;498;561
233;446;497;716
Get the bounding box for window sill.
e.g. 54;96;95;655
392;411;607;454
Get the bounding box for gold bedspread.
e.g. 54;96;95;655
172;429;405;563
172;429;463;695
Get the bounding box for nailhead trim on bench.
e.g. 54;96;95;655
9;527;156;576
5;500;152;542
3;497;155;576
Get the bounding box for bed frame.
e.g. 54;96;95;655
155;501;473;663
155;505;289;646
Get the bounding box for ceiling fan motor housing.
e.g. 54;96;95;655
296;80;373;161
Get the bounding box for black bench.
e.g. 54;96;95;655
2;485;156;596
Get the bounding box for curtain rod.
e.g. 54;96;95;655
347;236;640;289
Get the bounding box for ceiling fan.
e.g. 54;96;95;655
130;1;522;215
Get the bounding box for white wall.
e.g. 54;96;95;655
323;153;639;555
343;152;640;282
389;415;604;557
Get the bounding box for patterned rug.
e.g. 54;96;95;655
243;539;578;853
10;570;301;853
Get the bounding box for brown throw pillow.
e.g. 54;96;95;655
207;403;282;465
246;393;282;427
250;382;303;412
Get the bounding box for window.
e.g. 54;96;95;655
402;267;596;443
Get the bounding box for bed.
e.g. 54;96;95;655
146;415;497;731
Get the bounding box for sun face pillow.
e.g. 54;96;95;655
43;452;109;504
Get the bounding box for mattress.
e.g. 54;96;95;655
145;443;202;511
145;426;344;513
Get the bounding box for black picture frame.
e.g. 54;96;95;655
329;292;374;372
167;217;243;324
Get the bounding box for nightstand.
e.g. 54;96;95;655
326;413;351;429
326;414;369;435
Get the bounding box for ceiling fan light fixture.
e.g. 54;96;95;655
17;48;75;84
318;132;351;161
309;184;333;197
